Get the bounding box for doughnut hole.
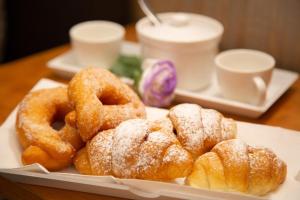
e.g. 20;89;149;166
51;115;65;131
50;109;83;150
50;109;68;131
98;90;129;105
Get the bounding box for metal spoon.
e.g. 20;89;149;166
138;0;162;26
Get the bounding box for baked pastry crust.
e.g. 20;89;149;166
74;118;194;180
68;67;146;141
16;87;83;171
186;139;287;196
168;103;236;158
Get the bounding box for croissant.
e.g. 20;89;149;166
186;139;287;196
168;103;237;158
74;118;194;180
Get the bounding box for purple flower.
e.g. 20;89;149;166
139;60;177;107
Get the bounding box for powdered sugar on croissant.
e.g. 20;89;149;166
168;103;236;158
74;118;193;180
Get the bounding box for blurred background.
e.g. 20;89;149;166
0;0;299;72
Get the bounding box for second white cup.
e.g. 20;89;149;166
70;20;125;68
215;49;275;105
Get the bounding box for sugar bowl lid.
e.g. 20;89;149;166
136;12;224;43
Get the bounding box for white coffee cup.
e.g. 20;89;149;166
215;49;275;105
69;21;125;68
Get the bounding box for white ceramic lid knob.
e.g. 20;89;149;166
169;14;189;27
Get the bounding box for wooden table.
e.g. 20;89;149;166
0;25;299;200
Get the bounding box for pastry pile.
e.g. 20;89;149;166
15;67;286;196
16;67;146;171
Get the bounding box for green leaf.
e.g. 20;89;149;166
110;55;143;89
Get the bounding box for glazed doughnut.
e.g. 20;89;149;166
16;87;83;171
68;67;146;141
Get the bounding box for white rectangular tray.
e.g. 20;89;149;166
1;79;299;200
47;42;298;118
175;69;298;118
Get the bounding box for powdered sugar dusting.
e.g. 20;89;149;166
150;117;174;133
111;118;191;179
147;131;171;144
200;109;222;145
163;144;188;163
135;130;172;177
274;156;284;170
248;146;285;177
169;104;237;157
213;139;248;169
88;130;114;175
228;139;248;164
112;119;149;177
248;147;270;175
169;104;206;156
221;118;236;140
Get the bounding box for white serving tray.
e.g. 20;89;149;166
0;79;300;200
47;42;298;118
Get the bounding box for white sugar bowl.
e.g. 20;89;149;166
136;12;224;90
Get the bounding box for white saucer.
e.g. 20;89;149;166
47;41;298;118
48;41;141;78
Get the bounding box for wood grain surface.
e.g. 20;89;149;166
0;24;299;200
